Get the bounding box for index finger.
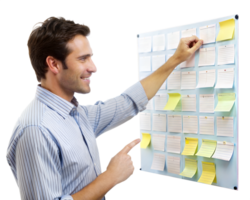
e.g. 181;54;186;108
119;138;141;154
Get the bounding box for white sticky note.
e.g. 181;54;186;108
153;114;167;132
218;44;235;65
138;36;151;53
182;28;196;38
212;141;234;161
196;69;216;88
199;94;214;113
182;94;196;112
181;71;196;89
151;153;165;171
152;134;166;151
153;34;165;51
167;71;181;90
152;55;165;71
199;116;214;135
146;99;153;110
183;115;198;134
198;47;215;66
217;117;234;137
140;113;151;130
167;135;181;154
215;68;234;88
167;31;180;49
139;56;151;71
167;156;180;175
168;115;182;133
180;53;195;68
155;94;167;110
199;24;216;44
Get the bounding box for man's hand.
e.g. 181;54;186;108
106;138;140;185
172;35;203;64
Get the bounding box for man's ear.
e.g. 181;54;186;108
45;56;61;75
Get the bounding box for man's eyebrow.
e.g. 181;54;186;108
77;54;93;59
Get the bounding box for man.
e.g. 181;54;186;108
6;17;203;200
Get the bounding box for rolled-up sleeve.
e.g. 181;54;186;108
82;81;148;137
15;126;73;200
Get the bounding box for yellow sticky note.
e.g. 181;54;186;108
164;93;181;110
196;139;217;158
198;162;217;184
216;19;235;41
214;93;235;112
140;133;151;148
180;158;197;178
181;138;198;156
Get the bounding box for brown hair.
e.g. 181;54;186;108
27;17;90;82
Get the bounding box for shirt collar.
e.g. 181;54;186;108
35;84;79;118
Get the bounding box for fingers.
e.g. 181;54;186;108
121;138;141;153
189;39;203;54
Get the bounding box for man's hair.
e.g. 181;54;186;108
27;17;90;82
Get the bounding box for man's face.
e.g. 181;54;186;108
58;35;96;95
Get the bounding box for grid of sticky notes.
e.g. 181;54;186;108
139;17;237;188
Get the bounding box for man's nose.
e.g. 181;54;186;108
90;58;99;73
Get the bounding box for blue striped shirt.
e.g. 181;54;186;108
6;81;148;200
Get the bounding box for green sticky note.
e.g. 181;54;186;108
196;139;217;158
164;93;181;110
214;93;235;112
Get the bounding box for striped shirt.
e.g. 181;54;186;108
6;81;148;200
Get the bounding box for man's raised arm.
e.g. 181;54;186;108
140;36;203;100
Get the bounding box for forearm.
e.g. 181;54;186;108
71;170;116;200
140;55;180;100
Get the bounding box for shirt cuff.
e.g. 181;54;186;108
60;194;73;200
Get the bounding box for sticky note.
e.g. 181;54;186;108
140;133;151;148
216;19;235;41
198;162;217;184
196;139;217;158
181;137;198;156
151;153;165;171
214;93;235;112
180;158;197;178
164;93;181;110
212;141;234;161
